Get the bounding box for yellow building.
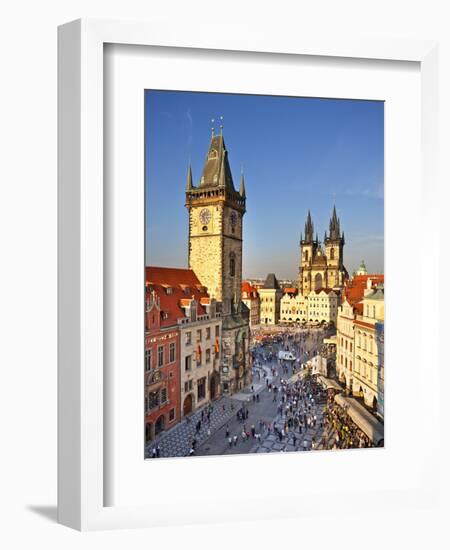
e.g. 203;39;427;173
353;285;384;410
259;273;283;325
336;298;357;391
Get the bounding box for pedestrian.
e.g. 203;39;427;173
207;427;211;437
151;448;157;459
189;448;195;456
228;436;232;448
233;435;238;446
156;445;161;458
256;393;260;402
303;439;308;451
225;425;230;438
293;434;297;447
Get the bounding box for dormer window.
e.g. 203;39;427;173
184;287;190;295
166;287;173;295
208;149;218;160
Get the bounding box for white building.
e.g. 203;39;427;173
307;288;339;324
280;288;308;323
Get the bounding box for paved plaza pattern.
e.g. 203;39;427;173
146;326;337;458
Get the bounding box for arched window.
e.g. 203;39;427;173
304;250;309;261
330;247;335;260
230;254;235;277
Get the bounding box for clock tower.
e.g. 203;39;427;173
185;130;250;393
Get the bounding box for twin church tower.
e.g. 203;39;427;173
299;207;348;295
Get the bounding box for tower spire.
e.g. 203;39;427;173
186;161;193;190
239;169;246;198
329;205;340;239
304;210;314;243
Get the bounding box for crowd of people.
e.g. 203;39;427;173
149;324;378;458
321;390;373;449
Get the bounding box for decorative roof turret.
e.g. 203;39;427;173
303;210;314;243
328;205;341;240
186;162;194;191
239;170;246;198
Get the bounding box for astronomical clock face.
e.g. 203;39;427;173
199;208;211;225
230;211;238;227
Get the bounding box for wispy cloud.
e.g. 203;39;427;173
186;108;193;127
342;182;384;199
185;108;193;147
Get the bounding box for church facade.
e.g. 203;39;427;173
185;131;251;394
298;207;348;295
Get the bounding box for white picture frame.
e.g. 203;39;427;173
58;18;440;531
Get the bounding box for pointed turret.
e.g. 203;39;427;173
198;134;236;191
329;205;341;240
186;162;193;190
239;171;246;198
304;210;314;243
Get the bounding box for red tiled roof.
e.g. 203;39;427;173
344;274;384;306
145;266;209;327
146;266;204;288
241;281;255;293
241;281;258;298
283;287;298;295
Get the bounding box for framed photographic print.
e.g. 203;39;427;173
58;19;440;530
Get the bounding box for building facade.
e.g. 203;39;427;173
280;288;308;323
145;267;223;437
375;321;384;419
179;298;222;417
185;131;251;393
259;273;283;325
299;207;348;295
353;285;385;410
336;271;385;401
336;298;357;391
307;288;339;324
144;286;181;443
241;281;260;327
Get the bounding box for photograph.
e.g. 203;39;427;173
143;90;385;458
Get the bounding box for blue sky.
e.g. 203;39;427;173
145;90;384;279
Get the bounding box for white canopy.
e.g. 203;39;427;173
334;394;384;445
